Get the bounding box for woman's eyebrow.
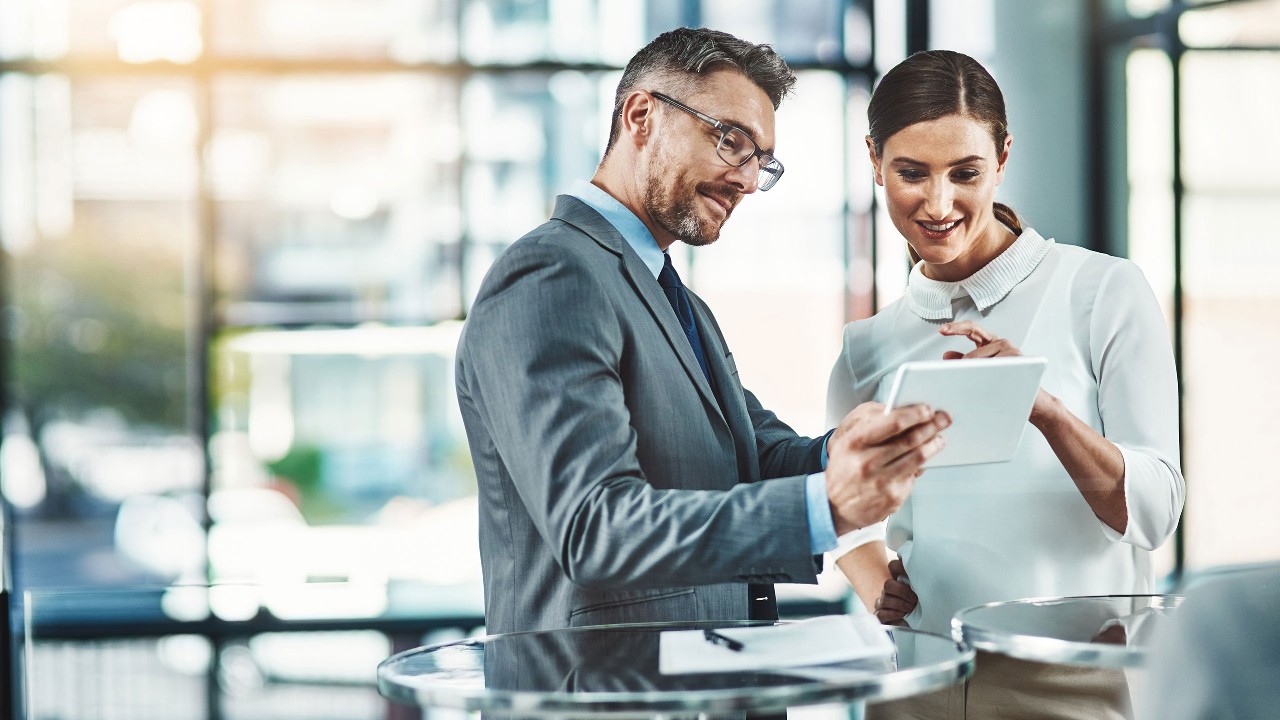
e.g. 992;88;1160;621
890;155;987;167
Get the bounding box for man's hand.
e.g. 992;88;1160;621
825;401;949;535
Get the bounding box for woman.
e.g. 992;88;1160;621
827;50;1184;719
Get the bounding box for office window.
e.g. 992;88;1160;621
1;72;203;587
1;1;883;616
212;0;460;61
1105;1;1280;575
210;73;464;326
1178;50;1280;569
1180;0;1280;48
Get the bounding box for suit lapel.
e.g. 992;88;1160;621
688;293;760;483
552;196;727;425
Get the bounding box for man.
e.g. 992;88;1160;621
455;27;949;634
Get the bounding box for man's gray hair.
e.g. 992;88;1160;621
604;27;796;156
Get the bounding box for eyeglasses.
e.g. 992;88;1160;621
649;91;784;192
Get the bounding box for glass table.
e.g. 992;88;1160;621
377;620;975;717
952;594;1183;668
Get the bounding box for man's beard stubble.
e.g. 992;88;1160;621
644;170;736;248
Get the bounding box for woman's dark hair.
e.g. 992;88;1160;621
867;49;1022;257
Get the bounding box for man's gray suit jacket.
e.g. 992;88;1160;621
456;195;827;634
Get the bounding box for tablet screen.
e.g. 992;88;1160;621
883;356;1047;467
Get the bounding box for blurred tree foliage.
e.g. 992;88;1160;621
8;204;190;431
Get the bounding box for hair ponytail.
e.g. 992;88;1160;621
993;202;1023;236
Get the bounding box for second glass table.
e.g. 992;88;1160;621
952;594;1183;668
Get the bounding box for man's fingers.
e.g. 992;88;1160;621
829;411;949;502
825;405;949;533
834;403;940;450
876;423;948;473
895;412;950;448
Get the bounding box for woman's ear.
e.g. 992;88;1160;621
995;133;1013;185
866;135;884;186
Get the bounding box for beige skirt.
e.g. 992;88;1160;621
866;650;1133;720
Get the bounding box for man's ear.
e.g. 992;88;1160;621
618;90;658;149
866;135;884;186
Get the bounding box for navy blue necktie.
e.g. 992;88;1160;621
658;254;712;383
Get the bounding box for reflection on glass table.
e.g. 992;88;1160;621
378;620;975;717
952;594;1183;668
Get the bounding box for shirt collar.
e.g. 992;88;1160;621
906;228;1054;320
566;179;665;279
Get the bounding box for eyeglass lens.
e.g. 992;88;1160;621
716;127;781;191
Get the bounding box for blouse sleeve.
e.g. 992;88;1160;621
826;324;878;425
825;324;890;557
1091;260;1186;550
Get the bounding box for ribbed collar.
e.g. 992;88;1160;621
906;228;1054;320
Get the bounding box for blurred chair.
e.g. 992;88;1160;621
1137;561;1280;719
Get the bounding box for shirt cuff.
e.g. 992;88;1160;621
1101;443;1184;551
820;430;832;470
831;521;887;558
805;472;837;554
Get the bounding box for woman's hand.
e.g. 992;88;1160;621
873;558;918;625
938;320;1056;424
939;321;1129;533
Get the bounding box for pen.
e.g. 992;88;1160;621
703;629;744;652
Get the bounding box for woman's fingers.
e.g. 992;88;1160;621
939;321;995;345
874;568;919;622
883;579;918;606
873;559;918;624
939;321;1024;358
875;609;908;625
961;339;1022;359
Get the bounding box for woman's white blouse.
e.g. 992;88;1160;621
826;229;1185;634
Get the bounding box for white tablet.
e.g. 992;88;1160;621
883;356;1047;468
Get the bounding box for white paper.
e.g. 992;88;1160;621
658;613;896;675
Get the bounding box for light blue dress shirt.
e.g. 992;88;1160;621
565;180;837;554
